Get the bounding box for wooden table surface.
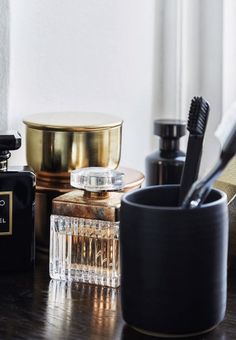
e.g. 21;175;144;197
0;254;235;340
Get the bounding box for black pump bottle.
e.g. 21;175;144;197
145;119;186;186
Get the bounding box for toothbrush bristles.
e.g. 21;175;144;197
187;97;209;135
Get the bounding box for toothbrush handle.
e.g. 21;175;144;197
181;180;211;208
178;136;203;205
182;160;225;208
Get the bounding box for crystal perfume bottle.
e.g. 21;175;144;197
0;131;35;270
50;167;124;287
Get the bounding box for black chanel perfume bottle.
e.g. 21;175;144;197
0;131;35;270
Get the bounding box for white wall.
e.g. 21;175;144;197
152;0;225;176
0;0;9;131
223;0;236;110
8;0;156;172
7;0;232;176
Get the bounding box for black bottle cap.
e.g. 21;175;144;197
154;119;186;139
0;131;21;152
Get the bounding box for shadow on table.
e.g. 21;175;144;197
121;324;228;340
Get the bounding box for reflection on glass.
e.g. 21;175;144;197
44;280;72;339
45;279;121;339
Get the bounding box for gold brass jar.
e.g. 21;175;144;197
23;112;123;182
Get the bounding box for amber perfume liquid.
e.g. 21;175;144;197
50;216;120;287
49;167;124;288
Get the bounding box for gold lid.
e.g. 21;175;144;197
23;112;123;131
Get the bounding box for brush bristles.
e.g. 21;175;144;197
187;97;209;135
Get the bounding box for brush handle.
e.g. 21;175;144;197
178;135;203;205
181;160;225;208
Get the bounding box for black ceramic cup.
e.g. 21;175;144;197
120;185;228;338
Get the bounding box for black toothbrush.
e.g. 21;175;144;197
178;97;210;205
182;102;236;208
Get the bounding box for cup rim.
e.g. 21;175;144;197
122;184;227;211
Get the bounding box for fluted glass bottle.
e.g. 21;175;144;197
50;167;124;288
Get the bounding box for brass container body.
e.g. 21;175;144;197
23;112;123;178
25;126;122;177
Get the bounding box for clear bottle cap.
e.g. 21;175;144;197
70;167;124;192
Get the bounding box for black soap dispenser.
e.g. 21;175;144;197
145;119;186;186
